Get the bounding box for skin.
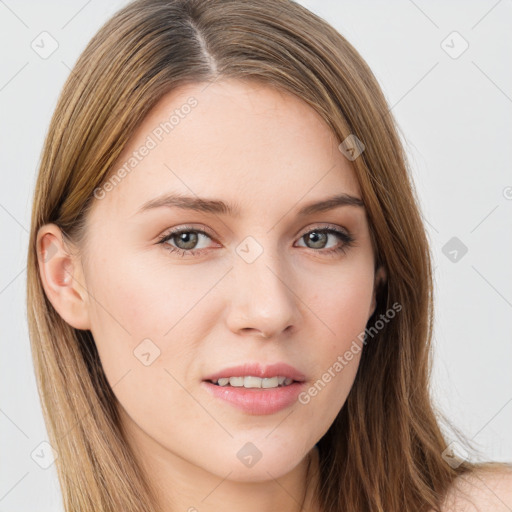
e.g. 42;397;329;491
37;79;385;511
439;468;512;511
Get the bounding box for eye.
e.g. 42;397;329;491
157;224;355;258
295;225;355;256
157;225;217;257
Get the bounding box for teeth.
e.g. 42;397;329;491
229;376;244;387
212;376;295;388
262;377;279;388
243;376;261;388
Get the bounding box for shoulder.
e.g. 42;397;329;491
439;465;512;512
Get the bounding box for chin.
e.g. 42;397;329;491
200;443;307;483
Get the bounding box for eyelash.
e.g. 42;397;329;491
157;224;355;259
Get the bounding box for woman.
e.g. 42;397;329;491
26;0;512;510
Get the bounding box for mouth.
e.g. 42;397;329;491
201;362;306;415
206;375;297;388
202;362;306;387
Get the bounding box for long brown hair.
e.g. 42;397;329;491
26;1;502;510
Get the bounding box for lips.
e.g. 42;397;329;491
201;363;307;415
202;362;306;383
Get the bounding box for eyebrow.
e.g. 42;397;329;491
137;192;364;217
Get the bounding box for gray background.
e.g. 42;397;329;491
1;1;511;510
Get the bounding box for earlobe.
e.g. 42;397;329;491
369;265;387;319
36;224;91;330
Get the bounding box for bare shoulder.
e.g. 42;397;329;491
439;465;512;512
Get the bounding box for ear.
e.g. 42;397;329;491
36;223;91;330
369;265;387;319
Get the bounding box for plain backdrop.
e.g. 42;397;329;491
1;1;511;510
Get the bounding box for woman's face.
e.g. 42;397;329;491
53;79;379;482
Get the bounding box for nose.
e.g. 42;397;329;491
224;243;300;339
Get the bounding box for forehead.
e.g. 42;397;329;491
94;79;361;219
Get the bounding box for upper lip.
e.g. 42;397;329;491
203;362;306;382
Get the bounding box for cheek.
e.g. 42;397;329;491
83;251;209;442
300;264;374;416
86;246;207;336
83;248;203;383
309;262;375;344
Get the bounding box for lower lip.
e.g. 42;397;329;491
201;380;305;415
